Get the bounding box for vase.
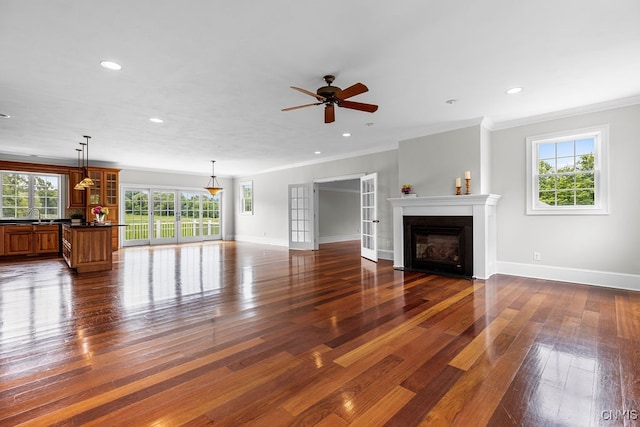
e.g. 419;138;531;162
95;214;105;223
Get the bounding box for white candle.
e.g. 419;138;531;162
464;170;471;179
455;177;461;187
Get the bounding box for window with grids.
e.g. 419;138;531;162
1;171;62;219
526;125;608;215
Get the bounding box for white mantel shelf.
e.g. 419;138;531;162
388;194;502;280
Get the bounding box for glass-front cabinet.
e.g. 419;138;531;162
68;167;120;250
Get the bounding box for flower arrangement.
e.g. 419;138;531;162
401;184;412;195
92;205;109;222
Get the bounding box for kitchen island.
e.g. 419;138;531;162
61;223;113;273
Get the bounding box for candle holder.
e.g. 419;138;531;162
456;185;461;195
465;178;471;195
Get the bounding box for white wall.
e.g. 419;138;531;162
491;104;640;289
233;150;398;255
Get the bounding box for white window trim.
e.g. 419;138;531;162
240;180;253;215
526;124;609;215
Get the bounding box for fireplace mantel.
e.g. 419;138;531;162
388;194;501;279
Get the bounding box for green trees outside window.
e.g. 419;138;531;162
1;172;60;219
537;137;596;207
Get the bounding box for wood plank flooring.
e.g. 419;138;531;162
1;240;639;426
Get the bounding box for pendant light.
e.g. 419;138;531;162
204;160;223;195
77;135;94;187
73;148;85;190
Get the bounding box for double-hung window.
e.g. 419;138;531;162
240;181;253;215
526;125;609;215
1;171;62;219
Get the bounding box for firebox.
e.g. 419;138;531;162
403;216;473;278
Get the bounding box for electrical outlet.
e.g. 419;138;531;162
533;251;541;261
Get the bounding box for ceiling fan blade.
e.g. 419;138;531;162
325;104;335;123
282;102;322;112
334;82;368;100
291;86;326;100
338;100;378;113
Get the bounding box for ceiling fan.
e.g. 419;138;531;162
282;75;378;123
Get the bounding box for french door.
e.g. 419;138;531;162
122;187;221;247
288;183;318;250
360;173;378;261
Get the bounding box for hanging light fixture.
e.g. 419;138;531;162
77;135;94;188
73;147;85;190
204;160;223;195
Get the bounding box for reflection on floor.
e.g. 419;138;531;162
0;240;639;426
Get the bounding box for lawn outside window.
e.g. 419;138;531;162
526;125;609;215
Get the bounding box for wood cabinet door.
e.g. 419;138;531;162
4;226;33;255
68;170;86;208
34;226;60;254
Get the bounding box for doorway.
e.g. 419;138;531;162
288;173;378;262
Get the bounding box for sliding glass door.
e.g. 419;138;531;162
179;191;201;243
123;189;150;245
151;191;177;244
122;187;221;247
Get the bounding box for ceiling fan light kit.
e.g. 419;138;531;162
283;75;378;123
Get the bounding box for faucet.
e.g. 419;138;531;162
27;207;41;223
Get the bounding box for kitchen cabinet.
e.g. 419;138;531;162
34;225;60;254
3;225;33;255
68;169;86;208
86;167;119;250
66;166;120;250
1;224;59;256
62;224;112;273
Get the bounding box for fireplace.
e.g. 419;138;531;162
404;216;473;278
388;194;501;279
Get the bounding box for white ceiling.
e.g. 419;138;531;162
1;1;639;177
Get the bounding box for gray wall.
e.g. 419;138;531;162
394;104;639;289
233;149;398;255
399;124;486;196
318;186;360;243
491;104;640;287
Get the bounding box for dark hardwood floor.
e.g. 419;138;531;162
1;241;639;426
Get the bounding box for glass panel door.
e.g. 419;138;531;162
288;183;317;250
360;173;378;262
179;191;201;242
202;192;221;240
123;189;150;246
121;188;221;246
151;191;177;244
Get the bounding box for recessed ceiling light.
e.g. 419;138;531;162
100;60;122;70
314;151;321;155
0;113;10;119
149;117;164;123
342;133;351;137
506;87;523;94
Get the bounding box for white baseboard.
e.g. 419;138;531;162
233;234;288;247
378;249;394;261
319;234;360;244
496;261;640;292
